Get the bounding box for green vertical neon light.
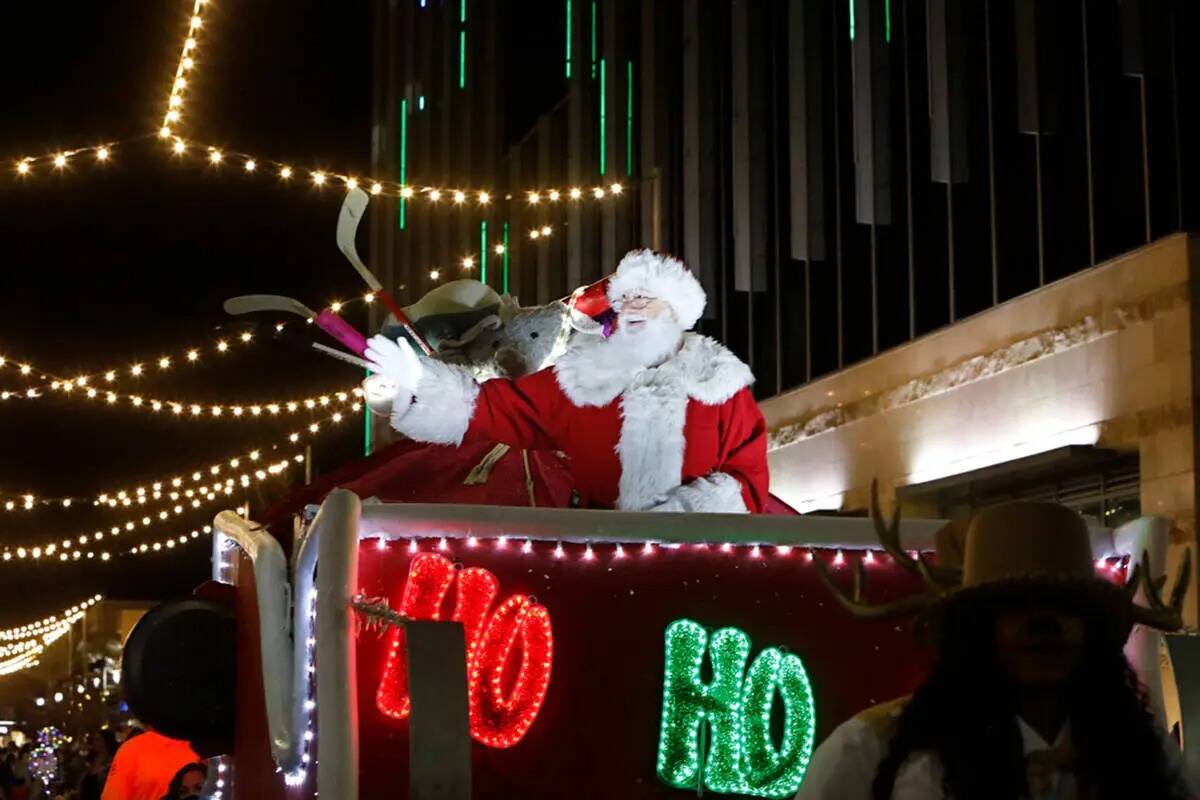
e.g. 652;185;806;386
565;0;572;77
459;30;467;89
418;94;425;111
460;0;467;23
480;220;488;285
502;223;510;293
399;99;408;229
363;369;372;455
625;60;634;176
849;0;855;40
599;58;607;176
590;0;597;78
885;0;891;41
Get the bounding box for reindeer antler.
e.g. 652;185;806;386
813;481;962;619
869;480;961;590
1129;549;1192;631
815;558;943;619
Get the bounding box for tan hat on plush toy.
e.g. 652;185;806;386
816;481;1191;637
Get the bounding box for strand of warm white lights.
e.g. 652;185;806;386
369;536;1132;574
8;141;129;179
26;404;360;513
1;450;300;511
0;596;101;641
0;600;98;676
23;379;361;421
0;328;279;392
164;137;626;205
5;523;211;566
159;0;209;138
0;458;297;558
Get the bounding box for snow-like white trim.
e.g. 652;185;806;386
616;380;689;511
554;332;753;408
391;358;480;445
649;472;750;514
607;250;706;331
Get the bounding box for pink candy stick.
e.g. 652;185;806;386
314;309;369;356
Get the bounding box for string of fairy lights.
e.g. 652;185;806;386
0;402;363;567
0;596;102;677
1;455;298;558
1;448;302;510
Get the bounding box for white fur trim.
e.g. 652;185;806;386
554;332;754;408
648;473;749;514
390;358;480;445
607;250;706;330
616;380;689;511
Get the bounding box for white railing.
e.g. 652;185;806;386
212;492;1175;800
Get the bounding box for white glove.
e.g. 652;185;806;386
364;335;423;395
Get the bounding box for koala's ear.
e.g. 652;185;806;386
497;294;520;323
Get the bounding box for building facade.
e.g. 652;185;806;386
371;1;1200;617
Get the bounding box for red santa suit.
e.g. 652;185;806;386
390;331;767;512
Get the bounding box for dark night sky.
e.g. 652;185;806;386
0;0;379;623
0;0;567;625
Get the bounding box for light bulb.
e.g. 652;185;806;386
312;172;326;185
569;187;582;199
494;243;506;255
172;140;185;154
462;256;475;269
453;190;466;204
370;182;382;195
429;189;441;202
53;154;67;168
346;177;358;190
280;166;293;179
479;191;490;204
209;150;222;164
96;147;109;161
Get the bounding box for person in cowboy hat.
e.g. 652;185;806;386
799;492;1195;800
362;249;768;512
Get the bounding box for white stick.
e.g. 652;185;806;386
223;294;316;319
311;342;373;370
336;188;382;291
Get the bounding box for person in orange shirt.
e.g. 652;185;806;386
100;730;201;800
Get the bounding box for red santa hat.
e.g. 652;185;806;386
569;250;706;335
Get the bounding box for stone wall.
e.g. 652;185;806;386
760;233;1198;622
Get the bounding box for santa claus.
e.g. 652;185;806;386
363;250;768;513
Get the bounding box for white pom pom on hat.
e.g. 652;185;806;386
605;249;706;330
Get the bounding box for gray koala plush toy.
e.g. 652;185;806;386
454;298;572;379
365;282;580;417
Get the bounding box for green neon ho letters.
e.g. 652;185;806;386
656;619;817;798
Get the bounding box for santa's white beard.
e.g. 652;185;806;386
606;314;684;368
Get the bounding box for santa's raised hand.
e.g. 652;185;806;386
364;334;424;394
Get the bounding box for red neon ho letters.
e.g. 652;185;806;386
376;553;554;748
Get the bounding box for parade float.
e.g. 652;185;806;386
118;191;1198;800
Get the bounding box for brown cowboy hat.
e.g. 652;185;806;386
816;481;1191;637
